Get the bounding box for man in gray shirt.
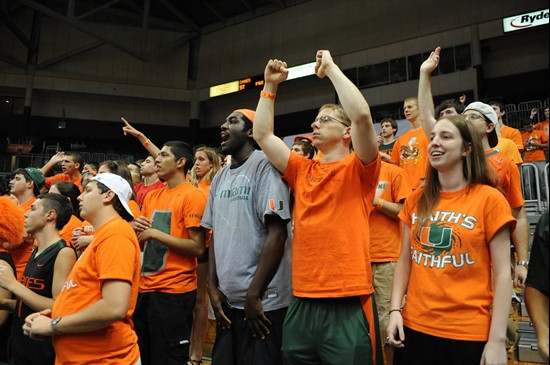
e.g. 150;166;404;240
202;109;292;365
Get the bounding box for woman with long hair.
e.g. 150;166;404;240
387;115;515;365
188;147;221;365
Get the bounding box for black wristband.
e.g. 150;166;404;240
389;308;401;315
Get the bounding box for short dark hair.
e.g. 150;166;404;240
52;181;81;220
292;140;316;159
37;193;72;230
163;141;194;175
522;118;534;126
99;160;135;190
13;168;41;196
95;181;134;222
65;151;84;172
380;117;398;134
437;99;465;116
488;100;505;112
84;161;99;172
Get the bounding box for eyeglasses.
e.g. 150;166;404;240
314;115;350;127
463;113;486;122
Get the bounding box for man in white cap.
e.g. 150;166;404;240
23;172;142;365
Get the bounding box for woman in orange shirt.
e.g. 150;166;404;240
388;115;515;365
187;147;221;365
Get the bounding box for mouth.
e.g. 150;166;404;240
430;151;444;157
220;132;229;146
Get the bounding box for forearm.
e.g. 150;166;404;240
40;160;57;175
390;244;411;310
208;237;219;289
247;229;287;299
254;83;279;142
487;270;512;343
152;230;205;257
55;299;125;334
512;208;529;262
374;199;403;219
11;282;54;312
326;64;371;123
417;70;437;136
525;287;549;342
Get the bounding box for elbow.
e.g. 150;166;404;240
194;245;206;258
109;305;128;322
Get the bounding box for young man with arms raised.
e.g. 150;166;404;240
202;109;292;365
418;47;530;288
41;152;84;192
132;141;206;365
23;173;141;364
253;51;382;365
0;193;76;365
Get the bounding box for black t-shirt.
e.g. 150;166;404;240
10;239;72;365
526;212;549;297
379;140;396;157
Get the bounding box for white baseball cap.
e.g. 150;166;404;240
92;173;134;218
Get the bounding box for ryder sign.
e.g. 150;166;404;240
503;9;549;33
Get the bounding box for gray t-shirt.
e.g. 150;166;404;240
202;150;292;311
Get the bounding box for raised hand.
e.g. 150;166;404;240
420;47;441;75
264;59;289;85
48;151;65;165
315;50;335;79
121;117;142;138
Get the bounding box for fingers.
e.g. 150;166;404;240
121;117;131;127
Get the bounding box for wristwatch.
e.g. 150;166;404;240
516;260;529;267
50;316;63;335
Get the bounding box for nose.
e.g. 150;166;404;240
78;193;83;202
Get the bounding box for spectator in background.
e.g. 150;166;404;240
134;156;164;208
531;107;549;161
291;139;316;159
40;151;84;192
522;118;549;163
378;117;398;162
48;182;83;246
489;100;524;153
128;162;142;187
390;97;429;190
435;98;465;119
98;160;141;219
82;161;98;176
524;211;549;362
187;146;221;365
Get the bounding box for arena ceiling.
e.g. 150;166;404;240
1;0;309;65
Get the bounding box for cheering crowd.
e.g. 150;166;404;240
0;48;548;365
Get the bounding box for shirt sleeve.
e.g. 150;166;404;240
183;188;206;229
398;189;422;227
390;139;400;164
96;227;139;283
392;168;412;203
282;152;308;190
506;161;525;209
255;160;292;225
483;189;516;244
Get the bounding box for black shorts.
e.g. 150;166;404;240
212;304;287;365
393;326;485;365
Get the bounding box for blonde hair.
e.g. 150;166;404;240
416;115;499;226
319;104;351;127
189;147;221;187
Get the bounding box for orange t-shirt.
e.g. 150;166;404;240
45;173;82;192
140;182;206;294
128;200;141;220
495;138;523;165
399;184;516;341
369;162;412;262
390;127;429;190
59;215;83;248
283;152;381;298
8;197;36;279
485;149;524;209
521;130;548;162
534;120;549;147
501;125;524;152
52;216;140;365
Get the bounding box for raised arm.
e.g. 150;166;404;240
121;117;160;158
253;59;291;174
417;47;441;137
41;152;65;176
317;50;378;164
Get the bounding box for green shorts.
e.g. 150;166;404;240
282;296;374;365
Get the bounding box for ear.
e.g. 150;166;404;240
246;128;254;138
45;208;57;223
103;190;116;204
486;123;495;134
75;162;81;170
176;157;186;169
462;142;472;156
342;126;352;139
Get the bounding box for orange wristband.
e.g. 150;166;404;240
142;139;151;148
260;91;276;100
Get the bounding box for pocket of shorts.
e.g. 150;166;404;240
168;338;189;357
